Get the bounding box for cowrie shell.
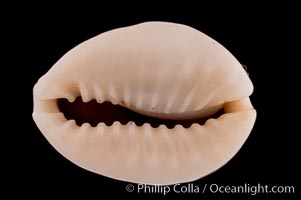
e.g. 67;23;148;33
33;22;256;185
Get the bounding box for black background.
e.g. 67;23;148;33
8;6;299;199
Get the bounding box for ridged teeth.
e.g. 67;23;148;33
164;85;179;114
67;96;76;103
158;124;168;132
123;84;130;107
94;84;105;103
127;121;136;136
112;121;121;136
140;123;154;160
63;119;76;129
190;123;202;130
96;122;106;136
79;123;91;136
135;85;144;109
79;81;91;102
172;125;188;155
78;82;120;104
159;125;179;165
108;84;118;104
59;117;237;166
179;87;196;113
143;123;153;138
107;122;122;157
74;80;200;114
56;89;76;103
174;125;191;150
174;124;185;130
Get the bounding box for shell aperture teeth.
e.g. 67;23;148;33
94;84;105;104
56;96;226;129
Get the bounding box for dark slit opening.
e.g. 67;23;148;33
57;97;224;128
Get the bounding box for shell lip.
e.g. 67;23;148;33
34;94;254;129
32;97;256;185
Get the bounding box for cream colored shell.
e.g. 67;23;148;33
33;22;256;185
